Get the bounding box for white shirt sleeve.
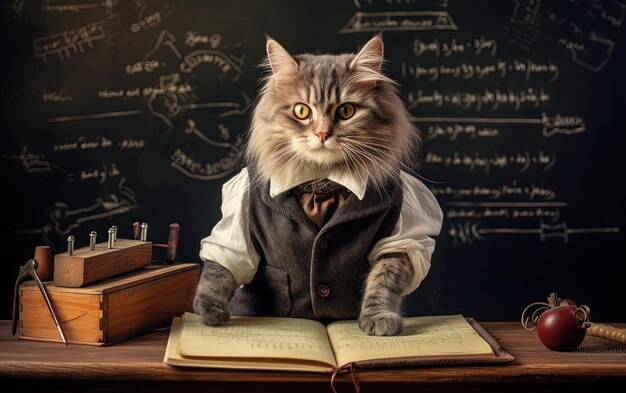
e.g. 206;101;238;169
367;171;444;295
199;168;260;285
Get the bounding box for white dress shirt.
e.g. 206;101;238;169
200;167;443;294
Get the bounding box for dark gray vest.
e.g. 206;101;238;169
229;167;403;321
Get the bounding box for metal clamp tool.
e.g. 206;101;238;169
12;259;69;346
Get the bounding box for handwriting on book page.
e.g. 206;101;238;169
177;313;336;366
327;315;493;366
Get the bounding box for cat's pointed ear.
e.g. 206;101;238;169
266;38;297;75
350;35;384;73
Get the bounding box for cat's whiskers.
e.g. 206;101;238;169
340;145;387;200
343;143;398;180
342;144;399;198
346;138;414;185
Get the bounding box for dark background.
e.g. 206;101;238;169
1;0;624;323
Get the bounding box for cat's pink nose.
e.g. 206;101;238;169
316;131;330;143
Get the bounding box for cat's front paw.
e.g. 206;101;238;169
359;310;402;336
193;292;230;326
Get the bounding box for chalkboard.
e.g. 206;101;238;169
2;0;625;323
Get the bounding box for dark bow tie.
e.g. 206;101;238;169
296;179;345;194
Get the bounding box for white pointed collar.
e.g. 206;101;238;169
270;168;368;200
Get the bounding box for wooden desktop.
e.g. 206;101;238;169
1;320;624;392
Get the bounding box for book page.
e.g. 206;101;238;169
326;315;494;366
177;313;337;367
164;317;334;372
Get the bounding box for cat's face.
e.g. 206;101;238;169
247;36;418;187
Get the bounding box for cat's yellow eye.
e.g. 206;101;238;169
336;103;356;120
293;103;311;119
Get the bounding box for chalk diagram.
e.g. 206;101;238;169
184;119;231;148
505;0;625;72
10;177;140;242
32;21;106;64
47;177;139;236
40;19;249;181
448;219;620;246
136;28;248;181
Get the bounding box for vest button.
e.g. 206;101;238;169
317;284;330;298
319;239;329;250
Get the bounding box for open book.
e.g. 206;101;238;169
164;312;513;372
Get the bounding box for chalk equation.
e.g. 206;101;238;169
401;58;559;82
431;182;557;201
425;150;556;174
445;202;565;223
413;37;497;57
407;87;551;111
414;113;586;139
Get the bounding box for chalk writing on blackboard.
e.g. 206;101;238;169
0;147;57;174
340;11;458;33
413;37;497;57
181;92;251;118
407;88;552;111
185;31;222;48
413;113;586;138
53;136;113;152
130;1;173;33
48;109;142;123
434;182;558;200
179;50;243;81
170;141;243;181
425;124;500;140
38;0;115;15
185;120;232;148
32;21;106;63
401;59;559;82
9;177;140;238
448;220;620;246
506;0;624;72
142;29;182;60
424;150;556;174
43;89;73;102
78;163;121;184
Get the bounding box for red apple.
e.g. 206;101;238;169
536;305;587;351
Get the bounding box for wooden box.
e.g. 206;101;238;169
54;239;152;287
18;263;200;346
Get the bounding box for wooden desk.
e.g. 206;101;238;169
1;321;625;392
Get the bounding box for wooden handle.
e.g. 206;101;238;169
133;222;140;240
587;323;626;344
166;223;180;263
33;246;53;281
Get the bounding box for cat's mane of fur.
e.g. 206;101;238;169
244;36;420;194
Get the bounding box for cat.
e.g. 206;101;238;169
193;35;443;336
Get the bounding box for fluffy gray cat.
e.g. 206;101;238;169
193;35;442;336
